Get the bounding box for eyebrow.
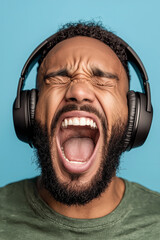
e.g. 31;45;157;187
92;67;119;81
44;69;70;80
44;67;119;81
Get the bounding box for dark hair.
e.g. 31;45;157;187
38;21;130;81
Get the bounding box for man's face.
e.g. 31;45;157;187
34;36;128;205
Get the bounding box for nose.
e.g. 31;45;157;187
65;81;95;104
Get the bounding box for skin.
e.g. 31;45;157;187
36;36;129;219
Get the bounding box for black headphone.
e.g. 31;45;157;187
13;33;153;150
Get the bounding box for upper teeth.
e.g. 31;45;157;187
61;117;98;129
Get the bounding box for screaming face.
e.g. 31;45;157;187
34;36;129;205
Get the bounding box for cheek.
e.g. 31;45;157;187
96;90;128;132
35;88;66;128
111;96;128;123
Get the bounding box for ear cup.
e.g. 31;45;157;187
125;90;153;150
13;89;37;144
124;91;137;150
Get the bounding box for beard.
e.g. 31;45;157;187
32;104;127;206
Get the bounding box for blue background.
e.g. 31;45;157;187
1;0;160;191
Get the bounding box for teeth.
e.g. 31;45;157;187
86;118;90;126
64;119;68;128
61;117;98;129
61;147;86;164
90;119;93;128
73;118;79;126
68;119;73;125
79;117;84;126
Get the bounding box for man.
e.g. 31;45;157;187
0;22;160;239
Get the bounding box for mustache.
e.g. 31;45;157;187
51;104;107;135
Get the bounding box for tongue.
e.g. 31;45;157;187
63;137;94;162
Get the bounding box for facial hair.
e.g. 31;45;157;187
32;104;127;206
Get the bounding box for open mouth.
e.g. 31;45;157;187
56;111;100;174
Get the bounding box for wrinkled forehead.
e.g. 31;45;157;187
42;36;122;71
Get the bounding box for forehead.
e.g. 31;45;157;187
49;36;115;55
42;36;122;72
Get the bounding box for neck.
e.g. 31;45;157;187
37;176;125;219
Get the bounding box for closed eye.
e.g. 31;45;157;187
91;67;118;88
43;69;71;85
44;69;70;80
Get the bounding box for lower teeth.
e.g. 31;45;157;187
61;147;86;164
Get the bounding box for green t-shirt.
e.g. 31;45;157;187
0;178;160;239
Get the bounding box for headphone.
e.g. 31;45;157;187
13;33;153;150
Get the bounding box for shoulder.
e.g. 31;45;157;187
0;178;36;198
126;179;160;200
0;178;37;215
0;179;25;194
124;179;160;215
0;179;25;202
115;179;160;237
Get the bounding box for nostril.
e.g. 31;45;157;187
67;97;77;102
67;97;91;103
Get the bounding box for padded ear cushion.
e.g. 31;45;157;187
29;89;37;126
13;89;37;144
124;91;153;151
124;90;137;150
131;92;153;149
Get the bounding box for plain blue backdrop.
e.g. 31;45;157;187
1;0;160;191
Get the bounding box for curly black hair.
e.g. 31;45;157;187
38;21;130;81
